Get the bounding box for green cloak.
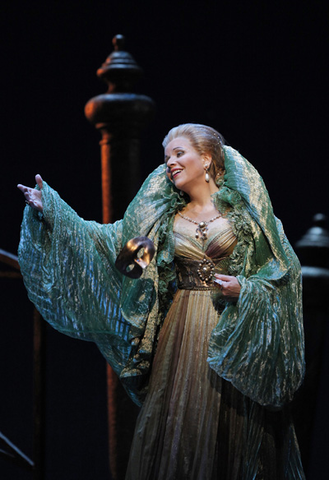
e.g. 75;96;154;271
18;146;304;408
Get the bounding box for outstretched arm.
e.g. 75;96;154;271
17;174;44;212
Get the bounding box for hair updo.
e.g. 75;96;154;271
162;123;226;182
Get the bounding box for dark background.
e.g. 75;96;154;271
1;1;328;479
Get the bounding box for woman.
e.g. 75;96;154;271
18;124;305;479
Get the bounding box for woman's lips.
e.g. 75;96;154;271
171;169;182;179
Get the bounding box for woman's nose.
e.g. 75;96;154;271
167;157;175;167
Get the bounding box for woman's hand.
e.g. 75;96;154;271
214;273;241;299
17;174;44;213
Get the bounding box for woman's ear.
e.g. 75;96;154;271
203;155;212;169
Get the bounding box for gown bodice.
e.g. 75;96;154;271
173;217;237;290
174;216;237;261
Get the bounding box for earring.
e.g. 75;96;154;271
205;164;210;183
179;190;184;196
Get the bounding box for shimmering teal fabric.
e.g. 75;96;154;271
18;164;183;404
208;147;304;408
18;146;304;410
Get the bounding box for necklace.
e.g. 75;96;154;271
177;209;221;283
177;210;221;240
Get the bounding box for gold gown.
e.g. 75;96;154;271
126;217;241;479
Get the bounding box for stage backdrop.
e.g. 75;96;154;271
0;1;328;479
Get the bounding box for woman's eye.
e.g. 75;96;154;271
176;151;183;157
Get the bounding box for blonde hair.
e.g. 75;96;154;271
162;123;225;180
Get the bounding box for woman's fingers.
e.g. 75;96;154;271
17;183;28;193
35;174;43;189
213;273;241;298
17;177;44;212
17;174;43;193
214;274;234;281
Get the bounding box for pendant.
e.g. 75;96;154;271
195;221;208;240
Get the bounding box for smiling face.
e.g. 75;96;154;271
164;136;210;194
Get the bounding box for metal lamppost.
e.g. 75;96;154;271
85;35;155;479
293;213;329;474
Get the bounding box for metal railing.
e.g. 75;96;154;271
0;248;46;480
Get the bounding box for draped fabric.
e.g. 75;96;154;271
208;147;304;408
18;146;305;477
18;163;179;403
